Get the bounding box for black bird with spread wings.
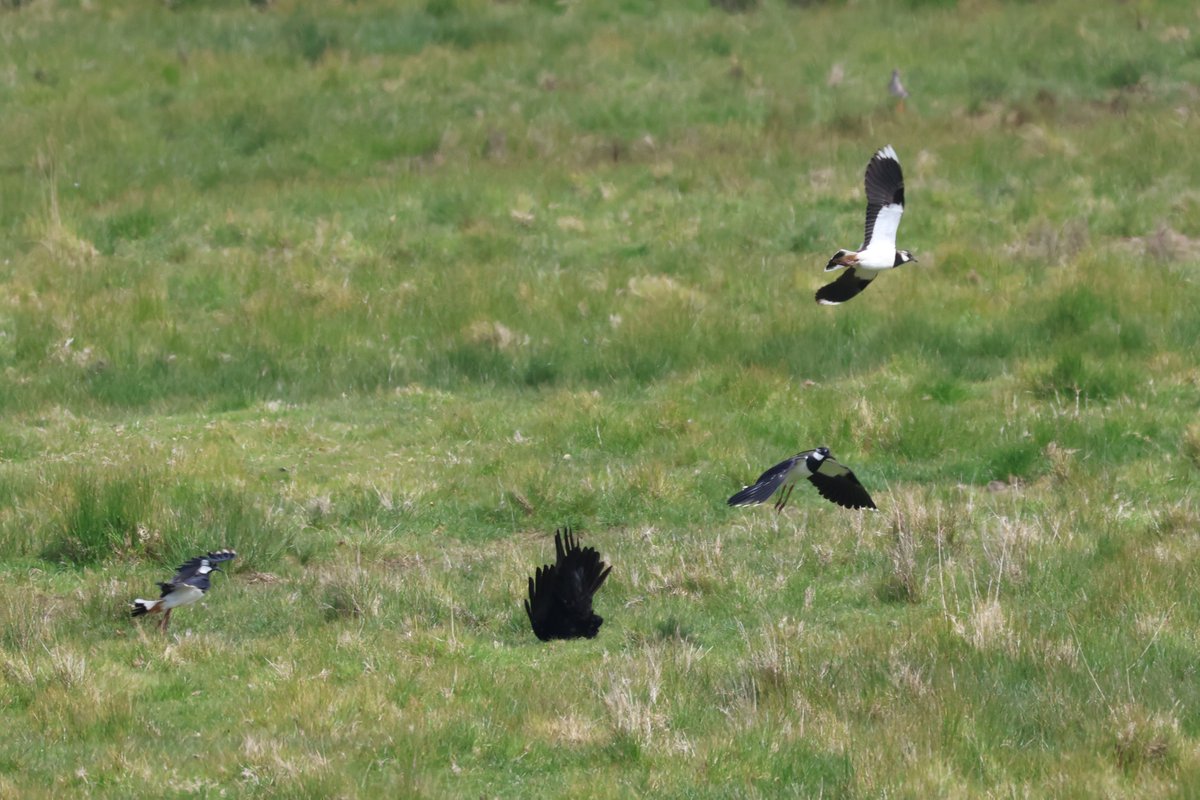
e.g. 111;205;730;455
131;549;237;633
817;145;916;305
524;528;612;641
728;448;876;511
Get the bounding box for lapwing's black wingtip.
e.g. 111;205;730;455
727;484;774;507
873;144;899;163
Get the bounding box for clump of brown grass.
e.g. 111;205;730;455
878;492;964;604
956;598;1015;654
29;148;99;268
597;651;668;749
1123;225;1200;264
879;505;921;604
319;562;384;620
1183;422;1200;470
1005;218;1089;266
1112;703;1178;773
0;588;64;650
462;320;528;351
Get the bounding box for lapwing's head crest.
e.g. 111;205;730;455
895;250;916;266
815;447;831;459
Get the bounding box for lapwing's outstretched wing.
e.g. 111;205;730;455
171;549;238;590
727;453;806;508
862;145;905;251
729;448;877;511
816;267;878;306
806;457;877;510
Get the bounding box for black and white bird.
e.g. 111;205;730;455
816;145;916;305
131;550;237;633
728;447;876;512
524;528;612;641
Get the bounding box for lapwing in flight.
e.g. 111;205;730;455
816;145;916;305
131;549;237;633
728;447;877;511
524;528;612;641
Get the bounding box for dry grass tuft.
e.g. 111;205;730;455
1112;704;1178;773
1006;219;1089;266
29;149;100;268
1183;422;1200;470
625;275;707;310
879;492;965;604
887;649;931;698
1121;225;1200;264
1148;501;1200;539
955;598;1017;655
462;320;529;351
880;505;922;604
0;588;65;650
541;713;602;746
319;561;385;620
597;651;668;749
1;654;38;691
46;645;88;690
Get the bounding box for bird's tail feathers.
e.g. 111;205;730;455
131;599;160;617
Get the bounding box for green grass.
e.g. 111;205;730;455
2;0;1200;796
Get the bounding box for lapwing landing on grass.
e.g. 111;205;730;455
524;528;612;641
728;448;877;512
816;145;916;305
131;550;237;633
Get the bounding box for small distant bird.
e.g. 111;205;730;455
728;447;876;511
524;528;612;641
888;69;909;100
816;145;916;305
131;550;237;633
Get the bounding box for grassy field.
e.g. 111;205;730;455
3;0;1200;796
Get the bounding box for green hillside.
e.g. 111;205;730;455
2;0;1199;796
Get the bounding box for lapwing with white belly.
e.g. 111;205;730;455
816;145;916;305
131;549;237;633
728;447;876;512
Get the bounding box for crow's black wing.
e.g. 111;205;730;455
556;531;612;617
524;563;559;641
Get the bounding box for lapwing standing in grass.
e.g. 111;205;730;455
131;550;237;633
728;448;876;512
816;145;916;305
524;528;612;641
